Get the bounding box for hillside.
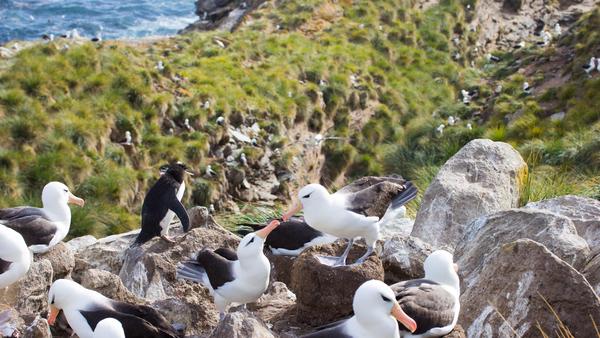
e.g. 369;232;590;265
0;0;598;238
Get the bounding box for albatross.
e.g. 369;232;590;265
282;176;417;266
47;279;178;338
390;250;460;338
177;220;280;319
301;280;417;337
0;223;32;288
0;182;84;253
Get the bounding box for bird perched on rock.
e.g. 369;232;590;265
486;53;501;62
583;57;596;75
523;81;532;95
554;23;562;36
47;279;178;338
177;220;281;319
436;124;445;135
209;204;215;214
283;177;417;266
467;123;473;130
240;153;248;167
237;216;336;256
0;182;84;253
132;162;192;246
461;90;471;104
204;165;217;178
121;131;132;145
301;280;416;337
0;223;32;288
184;118;193;131
216;116;225;126
391;250;460;338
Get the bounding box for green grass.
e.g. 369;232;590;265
0;0;597;238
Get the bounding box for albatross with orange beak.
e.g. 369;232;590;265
177;220;280;319
301;279;417;337
0;181;85;253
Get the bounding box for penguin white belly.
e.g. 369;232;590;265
159;182;185;235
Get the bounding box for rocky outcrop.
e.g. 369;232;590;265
470;0;597;51
0;259;53;316
455;208;590;289
583;253;600;296
38;242;74;281
381;235;434;284
290;241;384;326
411;139;527;250
460;239;600;338
209;309;275;338
526;195;600;248
182;0;267;34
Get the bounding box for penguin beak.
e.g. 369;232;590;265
47;305;60;326
256;220;280;239
185;170;195;176
282;201;302;221
68;193;85;207
391;301;417;333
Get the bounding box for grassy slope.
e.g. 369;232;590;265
0;0;597;236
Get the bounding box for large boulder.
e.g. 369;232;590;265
0;259;53;316
411;139;527;250
381;235;434;284
411;139;527;251
290;241;384;326
461;239;600;337
455;208;589;289
71;229;138;276
525;195;600;248
209;309;275;338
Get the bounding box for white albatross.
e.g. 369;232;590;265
0;223;32;288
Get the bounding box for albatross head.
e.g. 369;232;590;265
94;318;125;338
282;183;329;221
424;250;460;294
237;220;280;259
353;280;417;334
42;182;85;210
47;279;86;325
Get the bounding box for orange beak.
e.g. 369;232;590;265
392;302;417;333
256;220;280;239
68;192;85;207
282;201;302;221
47;305;60;326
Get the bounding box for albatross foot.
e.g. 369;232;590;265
317;255;347;267
160;235;176;244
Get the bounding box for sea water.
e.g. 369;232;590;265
0;0;197;44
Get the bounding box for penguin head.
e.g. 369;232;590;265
163;161;194;182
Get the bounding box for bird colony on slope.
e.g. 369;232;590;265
0;155;462;337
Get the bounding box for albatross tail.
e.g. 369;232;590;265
176;261;208;285
379;181;418;226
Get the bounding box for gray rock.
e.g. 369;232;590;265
460;239;600;338
66;235;97;251
38;242;74;281
73;229;138;275
380;216;414;240
0;259;53;315
22;316;51;338
188;206;211;229
209;309;275;338
582;252;600;296
525;195;600;247
78;269;146;304
381;235;434;284
411;139;528;250
455;208;589;290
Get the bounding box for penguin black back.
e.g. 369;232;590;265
133;162;191;246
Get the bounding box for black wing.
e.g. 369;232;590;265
80;307;177;338
239;217;324;251
0;207;57;246
109;301;177;336
167;193;189;232
0;258;12;274
214;247;238;261
337;178;417;218
391;279;456;335
196;249;235;290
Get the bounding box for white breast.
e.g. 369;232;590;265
160;181;185;231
